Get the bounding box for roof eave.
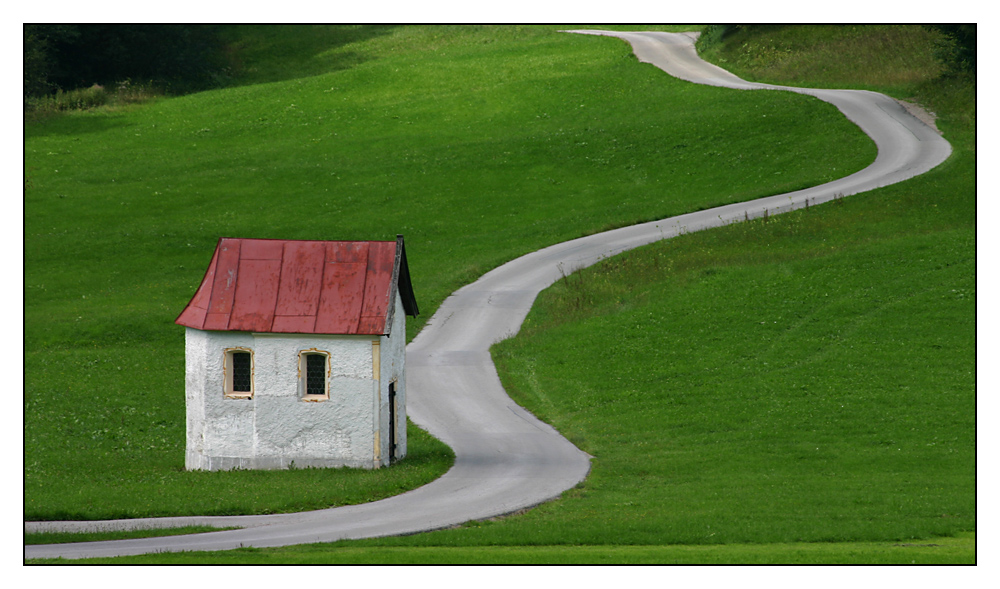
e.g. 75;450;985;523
382;234;419;337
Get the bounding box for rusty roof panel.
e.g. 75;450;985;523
274;241;325;317
179;305;208;328
176;237;416;335
271;315;318;334
227;259;282;332
360;241;395;323
208;239;241;315
203;312;232;331
240;239;284;260
328;241;370;264
357;315;387;334
314;262;367;334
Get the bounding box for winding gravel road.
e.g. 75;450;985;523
24;30;951;560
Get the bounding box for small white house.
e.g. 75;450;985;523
175;235;418;471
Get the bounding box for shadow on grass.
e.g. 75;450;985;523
24;113;135;139
219;24;400;88
24;26;399;138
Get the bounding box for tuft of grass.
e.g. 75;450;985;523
24;80;163;120
24;526;235;545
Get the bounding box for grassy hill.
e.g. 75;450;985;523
24;25;973;563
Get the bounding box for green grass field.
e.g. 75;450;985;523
24;25;974;563
27;531;975;564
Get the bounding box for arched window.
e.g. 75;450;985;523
300;350;330;401
224;348;254;399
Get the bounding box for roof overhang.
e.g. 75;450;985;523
175;236;417;336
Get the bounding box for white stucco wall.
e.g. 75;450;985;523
184;293;408;470
377;295;408;465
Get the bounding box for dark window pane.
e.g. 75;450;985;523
306;354;326;396
232;352;251;392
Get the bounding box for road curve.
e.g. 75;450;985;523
24;30;951;560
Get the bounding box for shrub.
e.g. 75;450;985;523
30;84;107;112
928;24;976;73
24;79;163;117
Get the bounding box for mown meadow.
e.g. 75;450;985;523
24;25;973;563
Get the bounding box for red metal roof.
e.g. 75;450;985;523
176;236;417;335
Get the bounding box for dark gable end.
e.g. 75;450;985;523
391;234;419;319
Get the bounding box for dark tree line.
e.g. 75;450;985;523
928;24;976;73
24;24;228;102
